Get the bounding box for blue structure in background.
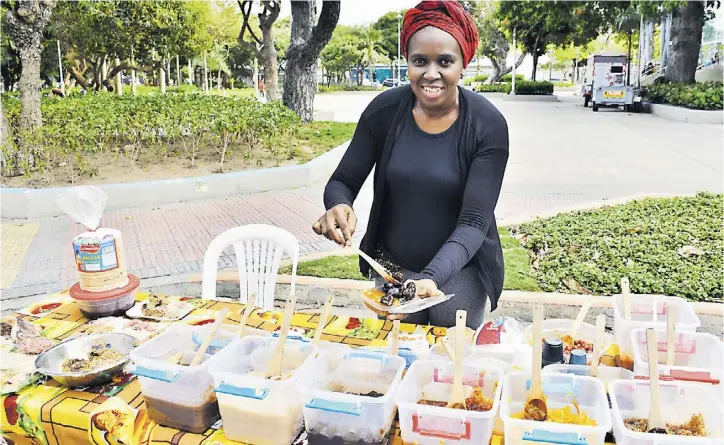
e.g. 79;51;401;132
350;65;407;83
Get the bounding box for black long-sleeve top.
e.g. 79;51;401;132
323;86;509;310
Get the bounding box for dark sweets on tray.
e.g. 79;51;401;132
380;281;416;307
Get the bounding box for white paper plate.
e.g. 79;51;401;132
387;294;453;314
125;300;193;322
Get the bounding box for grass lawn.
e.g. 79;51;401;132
291;122;357;162
281;227;540;292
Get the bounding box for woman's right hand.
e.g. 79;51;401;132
312;204;357;247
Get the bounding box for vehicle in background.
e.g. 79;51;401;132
586;54;640;112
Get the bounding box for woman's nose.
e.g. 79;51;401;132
423;68;441;81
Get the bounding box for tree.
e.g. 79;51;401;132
282;0;340;122
238;1;281;100
372;10;406;71
320;33;360;85
496;1;628;81
358;26;383;83
664;1;713;83
3;0;57;130
475;1;525;83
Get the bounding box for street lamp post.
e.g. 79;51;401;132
397;12;402;84
510;27;517;95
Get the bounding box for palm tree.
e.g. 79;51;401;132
358;26;383;84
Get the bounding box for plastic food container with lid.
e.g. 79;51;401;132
129;323;227;433
501;371;612;445
630;328;723;387
297;349;405;444
70;273;139;319
612;295;701;371
543;364;635;393
609;379;723;445
209;335;318;445
395;360;503;445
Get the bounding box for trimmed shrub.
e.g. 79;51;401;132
642;81;723;110
506;80;554;95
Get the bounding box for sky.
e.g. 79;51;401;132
278;0;418;26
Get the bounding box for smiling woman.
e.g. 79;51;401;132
312;1;509;329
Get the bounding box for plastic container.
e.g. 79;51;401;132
190;324;271;356
522;319;613;366
210;335;318;445
70;273;139;319
129;323;225;433
501;371;612;445
395;360;503;445
612;295;700;371
298;349;406;444
609;379;723;445
630;328;723;386
544;364;635;393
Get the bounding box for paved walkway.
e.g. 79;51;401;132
2;92;722;301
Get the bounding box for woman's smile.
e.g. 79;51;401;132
421;84;444;99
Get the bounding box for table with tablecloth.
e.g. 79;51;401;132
1;291;617;445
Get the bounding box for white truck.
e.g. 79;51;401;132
587;54;639;112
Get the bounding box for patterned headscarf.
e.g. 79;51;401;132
401;1;479;67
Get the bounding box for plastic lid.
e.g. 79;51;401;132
70;273;139;301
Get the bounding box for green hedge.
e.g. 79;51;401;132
506;80;554;95
512;192;724;302
318;84;379;93
498;73;525;83
642;81;723;110
1;93;299;177
475;83;509;93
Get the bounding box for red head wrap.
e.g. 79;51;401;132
401;1;479;67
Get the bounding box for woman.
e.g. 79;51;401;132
312;1;509;329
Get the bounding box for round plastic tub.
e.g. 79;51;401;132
395;360;503;445
501;371;612;445
210;336;318;445
609;379;723;445
612;294;700;371
522;319;613;366
298;349;406;445
70;273;139;319
630;328;723;387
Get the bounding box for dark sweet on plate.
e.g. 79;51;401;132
380;281;416;307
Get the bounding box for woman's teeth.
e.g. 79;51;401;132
423;86;442;94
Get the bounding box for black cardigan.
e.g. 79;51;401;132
323;85;509;311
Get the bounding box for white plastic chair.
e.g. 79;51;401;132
201;224;299;311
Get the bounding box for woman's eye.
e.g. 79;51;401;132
413;58;426;65
439;58;452;66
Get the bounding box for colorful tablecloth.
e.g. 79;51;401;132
1;291;615;445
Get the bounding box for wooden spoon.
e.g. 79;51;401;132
525;305;547;421
312;294;334;346
388;320;400;356
621;277;632;320
440;338;455;360
646;328;668;434
568;297;593;339
265;291;298;379
238;293;257;338
591;314;606;377
446;310;467;409
189;308;229;367
666;305;676;366
352;247;401;285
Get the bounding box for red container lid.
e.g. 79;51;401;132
70;273;140;301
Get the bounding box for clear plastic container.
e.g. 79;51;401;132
544;364;635;393
395;360;503;445
191;324;270;356
609;379;723;445
429;341;473;362
522;319;613;365
209;335;318;445
70;273;139;319
612;295;701;371
501;371;612;445
129;323;226;433
630;328;723;386
298;349;405;444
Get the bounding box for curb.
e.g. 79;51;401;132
642;102;723;124
147;271;723;317
503;94;558;102
0;140;351;219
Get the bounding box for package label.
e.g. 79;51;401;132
73;236;119;273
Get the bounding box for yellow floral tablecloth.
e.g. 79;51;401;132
1;291;616;445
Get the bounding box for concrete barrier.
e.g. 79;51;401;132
1;140;350;219
644;102;723;124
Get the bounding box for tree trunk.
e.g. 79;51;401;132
203;53;209;94
260;30;279;101
131;45;137;95
115;57;122;96
160;65;166;94
665;0;705;83
217;68;222;91
18;46;43;129
532;52;539;82
176;55;181;85
282;1;341;122
1;100;11;150
489;52;525;83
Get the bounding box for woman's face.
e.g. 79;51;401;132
406;26;464;111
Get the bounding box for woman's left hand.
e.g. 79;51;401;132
386;279;442;321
